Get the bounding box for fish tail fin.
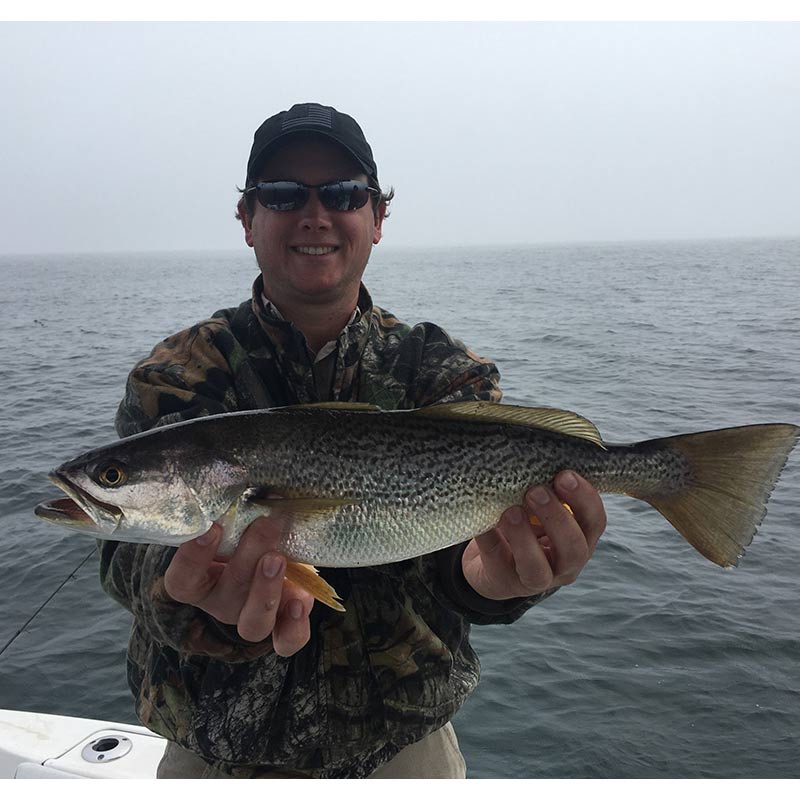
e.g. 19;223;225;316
631;424;799;567
284;560;345;612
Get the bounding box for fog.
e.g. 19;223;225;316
1;21;798;254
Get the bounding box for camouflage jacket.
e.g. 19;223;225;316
100;276;549;778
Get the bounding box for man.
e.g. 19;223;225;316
100;103;606;778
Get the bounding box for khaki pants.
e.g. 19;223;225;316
157;722;466;779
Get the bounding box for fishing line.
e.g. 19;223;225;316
0;547;96;660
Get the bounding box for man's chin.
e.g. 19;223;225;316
267;276;360;307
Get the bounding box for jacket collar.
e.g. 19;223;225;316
250;274;373;347
248;274;374;402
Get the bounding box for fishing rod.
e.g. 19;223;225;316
0;547;96;660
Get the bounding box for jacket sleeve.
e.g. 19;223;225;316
114;319;241;436
408;323;558;624
431;544;558;625
402;322;503;407
100;321;276;661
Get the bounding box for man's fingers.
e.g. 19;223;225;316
163;516;313;657
467;510;553;598
237;560;314;653
497;506;553;590
523;478;592;583
272;587;314;657
471;526;510;560
553;471;607;554
163;524;223;604
211;515;285;613
235;553;286;642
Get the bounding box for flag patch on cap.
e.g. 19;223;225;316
282;105;333;131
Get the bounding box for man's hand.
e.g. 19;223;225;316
462;471;606;600
164;514;314;657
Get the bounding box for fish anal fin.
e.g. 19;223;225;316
284;561;345;612
417;401;606;448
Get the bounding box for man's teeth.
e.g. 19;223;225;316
294;246;337;255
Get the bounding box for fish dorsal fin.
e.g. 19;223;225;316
416;401;606;448
279;402;382;412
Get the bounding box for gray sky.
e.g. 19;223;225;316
1;21;798;254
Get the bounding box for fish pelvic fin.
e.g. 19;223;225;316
284;561;345;612
630;423;799;567
417;401;607;448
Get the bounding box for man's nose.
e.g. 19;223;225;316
300;189;332;229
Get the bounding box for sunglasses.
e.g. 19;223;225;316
244;180;379;212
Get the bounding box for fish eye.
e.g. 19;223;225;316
97;463;127;488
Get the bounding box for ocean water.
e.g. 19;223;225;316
0;238;798;778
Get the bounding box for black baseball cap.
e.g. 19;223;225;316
246;103;378;185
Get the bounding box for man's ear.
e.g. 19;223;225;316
373;201;386;245
237;196;254;248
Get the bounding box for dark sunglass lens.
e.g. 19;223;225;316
319;181;371;211
256;182;308;211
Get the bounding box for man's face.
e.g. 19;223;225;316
242;136;384;312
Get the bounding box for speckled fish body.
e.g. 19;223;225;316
36;402;798;575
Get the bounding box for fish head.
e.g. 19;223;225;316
38;432;246;545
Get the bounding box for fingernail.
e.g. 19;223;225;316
558;471;578;491
507;506;523;525
262;555;282;578
289;600;304;620
195;528;217;546
528;486;550;506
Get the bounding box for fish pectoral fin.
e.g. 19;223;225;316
247;495;359;520
284;561;345;612
416;401;607;449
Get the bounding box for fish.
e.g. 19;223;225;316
35;401;799;611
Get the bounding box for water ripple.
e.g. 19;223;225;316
1;240;799;778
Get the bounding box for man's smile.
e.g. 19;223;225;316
292;245;339;256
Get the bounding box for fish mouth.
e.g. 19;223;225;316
34;497;101;530
40;471;124;532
